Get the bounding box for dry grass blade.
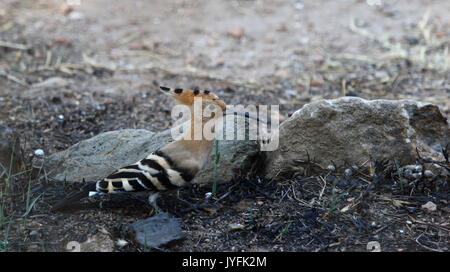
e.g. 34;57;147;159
0;40;28;50
0;69;28;86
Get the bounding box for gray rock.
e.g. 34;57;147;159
264;97;449;178
45;129;170;182
130;213;184;249
0;125;24;180
44;116;260;184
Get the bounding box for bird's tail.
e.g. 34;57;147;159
51;182;97;211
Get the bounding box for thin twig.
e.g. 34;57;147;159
0;69;28;86
415;233;444;252
0;40;28;50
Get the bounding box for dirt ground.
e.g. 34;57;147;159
0;0;449;252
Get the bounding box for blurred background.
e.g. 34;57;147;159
1;0;449;156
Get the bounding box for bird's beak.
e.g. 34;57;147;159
159;86;176;97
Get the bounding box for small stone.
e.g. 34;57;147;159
34;149;45;157
424;170;434;178
421;201;437;212
327;165;336;171
130;213;184;249
204;192;213;199
344;168;353;177
57;114;65;120
229;223;245;230
403;169;415;180
115;239;129;248
367;241;381;252
310;77;324;87
412;173;422;179
228;27;245;39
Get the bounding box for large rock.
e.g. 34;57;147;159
264;97;450;178
44;129;170;182
0;125;24;180
44;116;260;184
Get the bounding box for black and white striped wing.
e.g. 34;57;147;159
95;150;194;194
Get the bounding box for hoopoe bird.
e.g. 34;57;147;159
52;86;259;212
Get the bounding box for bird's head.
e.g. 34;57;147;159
159;86;227;111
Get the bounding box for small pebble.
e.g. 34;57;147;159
403;169;414;180
205;192;213;199
228;27;245;39
421;201;437;212
57;114;65;120
34;149;45;156
412;173;422;179
424;170;434;178
405;165;422;172
344;168;353;177
115;239;129;248
229;223;245;230
326;165;336;171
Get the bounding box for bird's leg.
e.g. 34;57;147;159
148;192;162;213
176;191;214;212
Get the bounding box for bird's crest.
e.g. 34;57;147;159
159;86;226;110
